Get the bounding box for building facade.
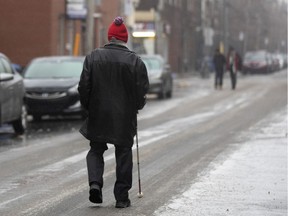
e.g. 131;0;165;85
0;0;123;66
0;0;286;70
0;0;65;66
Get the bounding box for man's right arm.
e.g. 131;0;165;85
78;55;92;110
136;59;149;110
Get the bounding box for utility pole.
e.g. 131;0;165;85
201;0;206;57
223;0;228;54
86;0;95;53
243;0;251;55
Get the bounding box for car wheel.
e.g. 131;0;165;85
12;105;27;135
32;114;42;122
166;90;172;98
166;79;173;98
158;84;166;99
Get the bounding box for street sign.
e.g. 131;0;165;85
66;0;87;19
203;27;214;46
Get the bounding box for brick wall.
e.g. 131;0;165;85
0;0;123;66
0;0;65;66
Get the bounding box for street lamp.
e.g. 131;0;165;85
239;31;244;56
265;37;269;50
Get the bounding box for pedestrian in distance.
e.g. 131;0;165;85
226;46;241;90
213;48;226;89
78;16;149;208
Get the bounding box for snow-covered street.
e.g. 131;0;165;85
0;71;287;216
154;108;287;216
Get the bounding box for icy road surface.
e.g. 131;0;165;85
154;108;287;216
0;71;287;216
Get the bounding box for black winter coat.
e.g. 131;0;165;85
213;53;226;71
78;43;149;147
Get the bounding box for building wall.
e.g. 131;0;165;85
160;0;196;73
2;0;284;68
98;0;123;45
0;0;66;66
0;0;122;66
51;0;66;55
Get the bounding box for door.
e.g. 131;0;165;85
0;56;21;123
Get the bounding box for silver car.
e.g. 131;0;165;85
140;55;173;99
0;53;27;134
23;56;85;121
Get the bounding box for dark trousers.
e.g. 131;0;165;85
215;68;224;88
229;68;237;89
86;141;133;201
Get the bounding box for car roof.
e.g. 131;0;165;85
139;54;165;63
140;54;164;59
30;56;85;63
0;52;9;59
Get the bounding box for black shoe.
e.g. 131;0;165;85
115;199;131;208
89;184;102;203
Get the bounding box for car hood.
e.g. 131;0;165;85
24;78;79;92
148;69;162;79
244;60;267;65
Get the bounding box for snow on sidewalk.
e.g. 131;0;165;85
154;109;287;216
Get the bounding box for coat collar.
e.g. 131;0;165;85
103;43;134;53
104;42;127;49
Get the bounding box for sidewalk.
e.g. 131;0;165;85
154;108;287;216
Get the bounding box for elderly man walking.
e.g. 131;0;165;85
78;17;149;208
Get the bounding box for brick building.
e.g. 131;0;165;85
0;0;64;66
0;0;123;66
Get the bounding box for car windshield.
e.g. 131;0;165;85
245;53;266;61
24;60;83;79
142;58;162;70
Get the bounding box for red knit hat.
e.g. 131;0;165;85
108;17;128;43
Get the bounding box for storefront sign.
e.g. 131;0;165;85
133;22;156;38
66;0;87;19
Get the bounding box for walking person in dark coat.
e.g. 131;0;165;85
78;17;149;208
213;48;226;89
226;46;241;90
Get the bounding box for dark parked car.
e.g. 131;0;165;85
0;53;27;134
140;55;173;99
242;50;273;74
23;56;85;121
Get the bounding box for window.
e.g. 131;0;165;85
0;58;13;74
24;60;83;79
0;59;6;74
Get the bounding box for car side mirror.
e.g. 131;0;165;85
0;73;14;82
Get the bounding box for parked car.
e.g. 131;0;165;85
271;53;281;72
140;55;173;99
283;53;288;68
23;56;85;121
0;53;27;134
242;50;273;74
273;53;285;70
